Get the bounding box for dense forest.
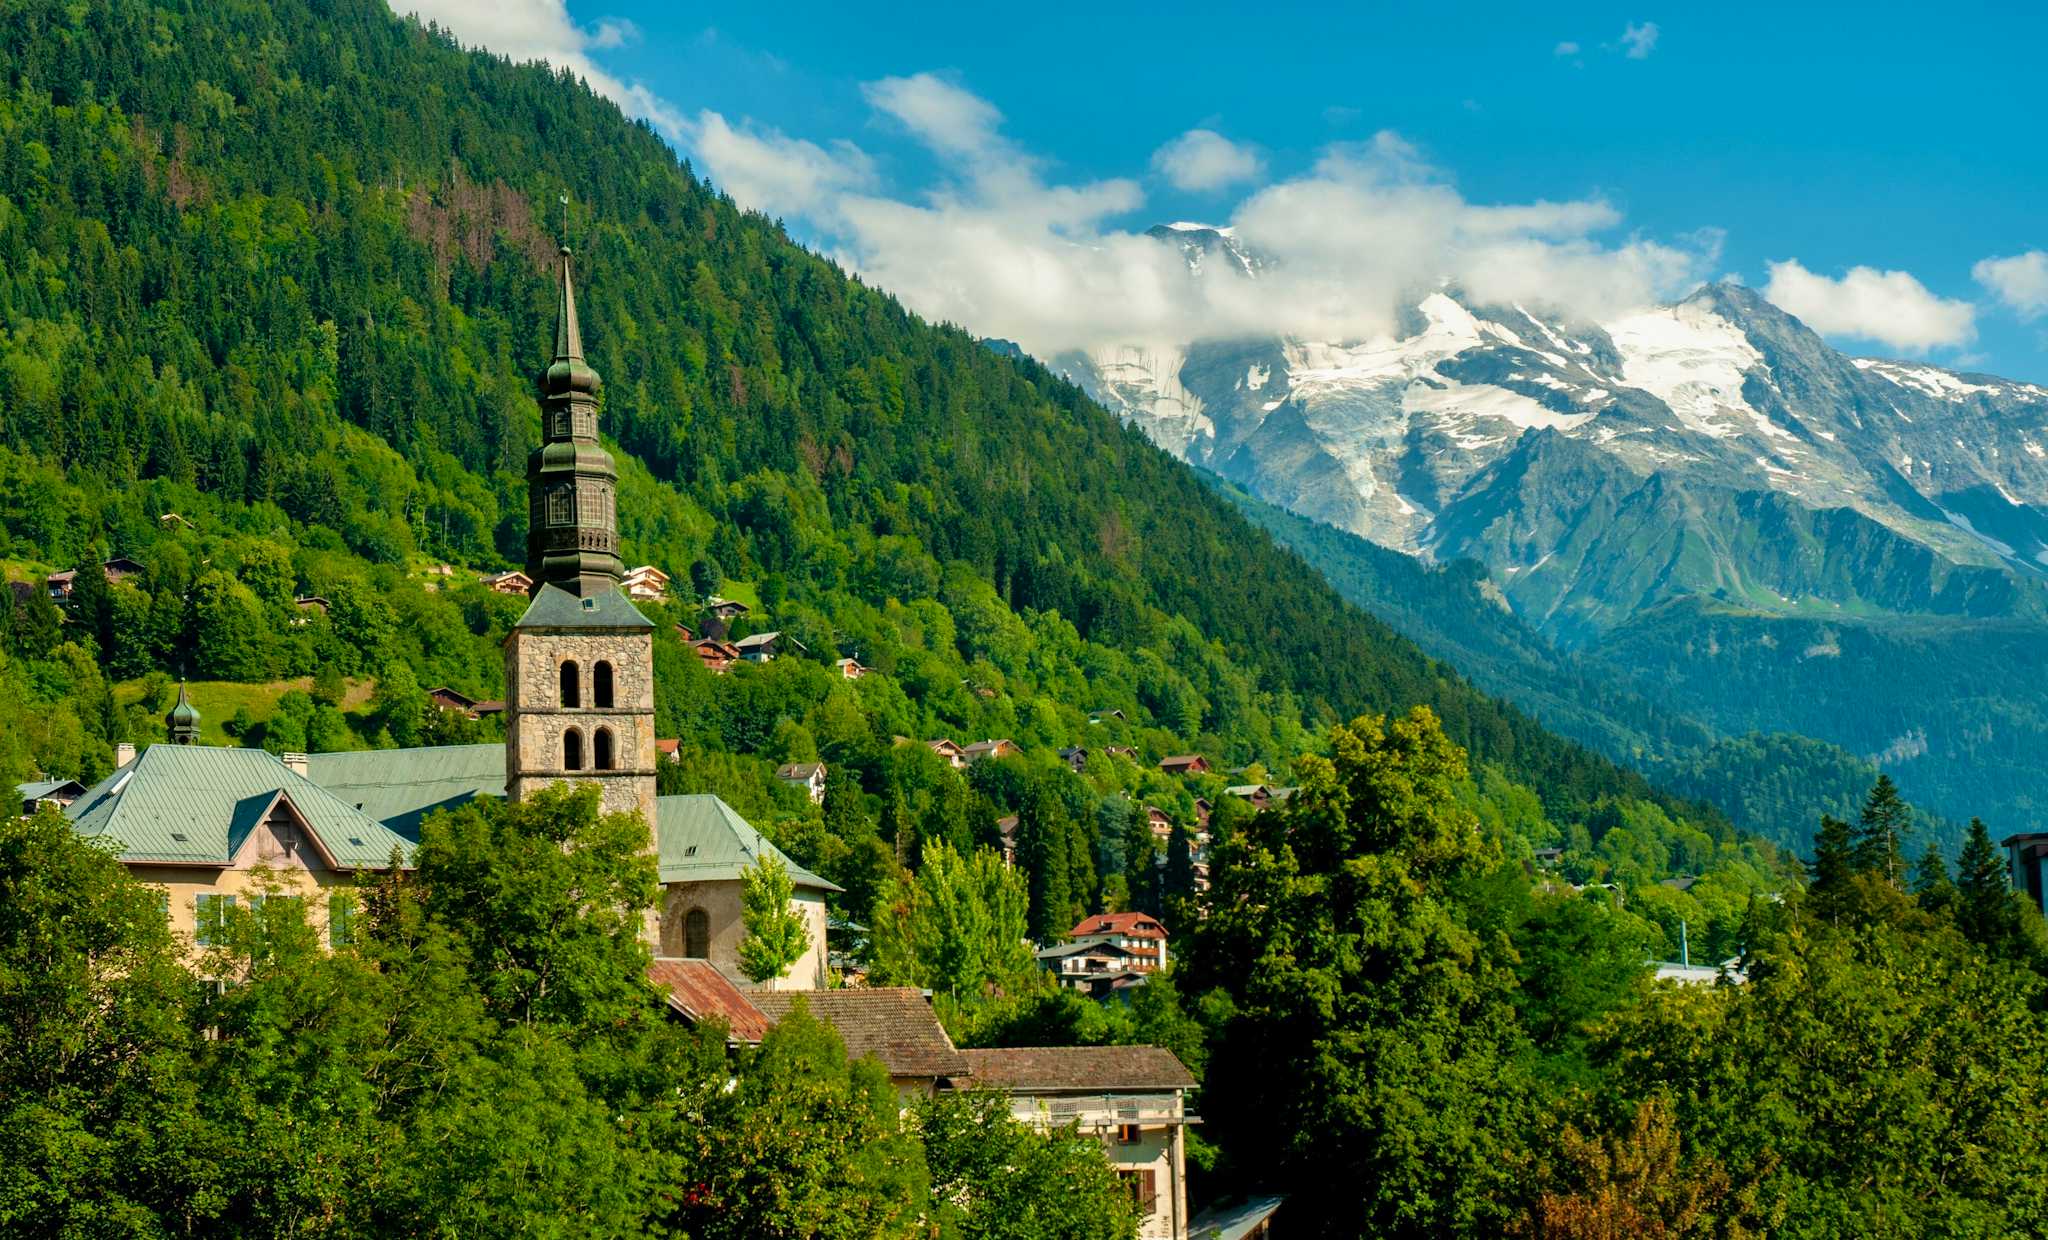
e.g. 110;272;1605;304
2;1;2045;1236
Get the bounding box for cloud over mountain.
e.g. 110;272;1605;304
1762;259;1976;352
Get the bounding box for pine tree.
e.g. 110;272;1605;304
1018;783;1074;943
1911;843;1955;916
1806;813;1857;922
1955;817;2026;959
1852;775;1912;885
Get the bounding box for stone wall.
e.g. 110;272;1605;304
660;880;830;990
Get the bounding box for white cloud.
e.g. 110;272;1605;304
1150;130;1265;192
1762;259;1976;352
689;73;1716;358
1620;21;1659;58
590;17;638;49
685;112;876;217
862;74;1008;163
1554;40;1581;56
1974;251;2048;318
388;0;683;137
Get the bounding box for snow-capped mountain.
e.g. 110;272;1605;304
1060;226;2048;645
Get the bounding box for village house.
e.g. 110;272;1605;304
1070;911;1170;972
833;656;869;680
1143;806;1175;845
926;738;968;769
46;555;147;599
691;636;741;674
483;569;534;596
1104;745;1139;762
734;630;806;663
655;738;681;765
291;596;331;627
1036;936;1150;997
1222;783;1294;811
996;814;1020;867
1088;708;1126;725
621;564;670;602
776;761;828;805
951;1046;1198;1240
703;597;750;622
18;777;86;816
1058;746;1090;773
1158;754;1211;776
427;687;505;719
961;738;1022;765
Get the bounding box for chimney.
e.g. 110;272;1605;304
114;741;136;768
282;752;310;778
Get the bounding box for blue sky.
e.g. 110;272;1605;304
404;1;2048;380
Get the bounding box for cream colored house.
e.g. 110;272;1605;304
63;744;412;950
954;1046;1198;1240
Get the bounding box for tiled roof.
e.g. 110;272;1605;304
66;745;411;869
750;988;968;1078
656;794;840;892
304;744;506;840
1071;912;1169;940
513;582;654;630
956;1045;1195;1092
647;959;772;1043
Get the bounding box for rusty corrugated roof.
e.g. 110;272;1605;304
647;959;772;1043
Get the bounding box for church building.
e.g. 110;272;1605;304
56;249;833;989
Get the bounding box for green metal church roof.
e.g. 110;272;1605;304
513;582;653;631
65;745;412;869
655;794;840;892
303;744;507;841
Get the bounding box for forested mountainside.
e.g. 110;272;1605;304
0;0;1740;829
1209;475;1951;851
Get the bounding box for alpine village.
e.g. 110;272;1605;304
4;3;2048;1239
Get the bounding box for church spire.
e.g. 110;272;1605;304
526;246;622;596
167;681;200;745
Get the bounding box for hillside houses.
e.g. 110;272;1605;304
734;630;805;662
1159;754;1211;776
45;555;146;599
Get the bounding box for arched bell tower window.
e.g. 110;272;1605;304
594;727;615;771
594;660;615;708
563;727;585;771
685;908;710;959
559;660;580;708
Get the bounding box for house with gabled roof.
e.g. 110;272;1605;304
950;1046;1198;1240
18;777;86;816
1159;754;1211;776
926;738;967;769
776;761;827;805
482;569;534;596
64;743;414;950
734;630;805;662
1069;911;1170;972
961;738;1021;764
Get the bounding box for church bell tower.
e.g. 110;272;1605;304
503;248;659;855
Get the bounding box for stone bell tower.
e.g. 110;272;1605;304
503;248;658;847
